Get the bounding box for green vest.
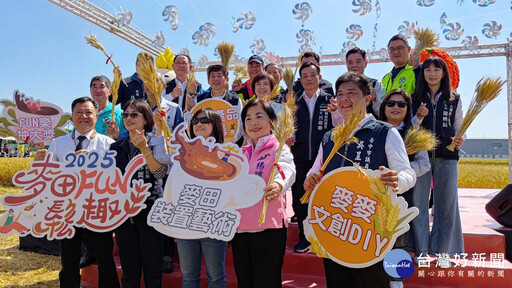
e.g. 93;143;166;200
382;65;416;95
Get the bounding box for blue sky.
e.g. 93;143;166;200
0;0;510;138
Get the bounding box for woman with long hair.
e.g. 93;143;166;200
379;89;431;288
411;56;465;262
176;108;228;288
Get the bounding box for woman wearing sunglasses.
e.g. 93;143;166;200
378;89;431;288
411;56;465;264
231;98;296;288
175;108;229;288
110;99;168;288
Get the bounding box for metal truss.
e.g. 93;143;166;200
47;0;164;56
48;0;512;180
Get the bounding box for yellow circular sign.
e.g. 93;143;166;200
304;167;417;268
187;99;239;143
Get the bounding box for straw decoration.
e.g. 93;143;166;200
233;63;248;84
186;70;196;93
284;90;298;115
447;77;505;151
283;68;294;92
258;104;296;225
217;42;235;69
413;28;440;55
137;56;173;151
300;109;364;204
403;127;438;155
263;84;282;103
352;166;414;238
85;32;127;86
308;236;329;258
110;67;121;121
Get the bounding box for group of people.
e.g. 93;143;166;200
1;143;30;157
33;32;465;288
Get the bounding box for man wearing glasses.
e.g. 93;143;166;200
382;34;421;95
34;97;119;288
196;64;243;143
164;54;202;112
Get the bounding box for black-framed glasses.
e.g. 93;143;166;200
388;45;407;53
385;100;407;108
122;112;143;118
191;117;213;125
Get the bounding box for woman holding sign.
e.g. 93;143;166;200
175;108;229;288
411;56;465;261
110;99;168;288
231;98;296;288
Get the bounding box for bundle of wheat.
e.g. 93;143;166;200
85;32;127;86
447;77;505;151
413;28;439;55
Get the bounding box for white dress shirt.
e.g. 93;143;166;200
163;79;187;108
302;89;320;120
307;115;417;194
48;129;114;162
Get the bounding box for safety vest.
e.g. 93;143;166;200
382;65;416;95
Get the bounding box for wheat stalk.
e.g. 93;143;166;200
385;203;399;234
137;56;173;151
404;127;438;155
285;90;298;115
375;202;387;235
293;52;304;78
85;32;127;86
413;28;440;55
308;236;329;258
110;67;121;121
259;105;296;225
186;70;196;93
283;68;294;92
217;42;235;69
233;63;248;86
447;77;505;151
300;109;364;204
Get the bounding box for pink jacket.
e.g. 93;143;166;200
237;135;296;232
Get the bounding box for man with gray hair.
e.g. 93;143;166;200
90;75;126;140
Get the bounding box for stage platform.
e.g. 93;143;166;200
81;188;512;288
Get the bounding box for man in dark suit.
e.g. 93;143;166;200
164;54;202;112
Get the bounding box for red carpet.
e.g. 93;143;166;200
81;188;512;287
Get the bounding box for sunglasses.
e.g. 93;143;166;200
385;100;407;108
122;112;143;119
191;117;213;125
